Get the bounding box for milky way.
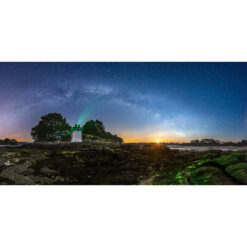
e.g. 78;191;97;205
0;62;246;142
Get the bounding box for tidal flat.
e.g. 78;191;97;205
0;142;247;185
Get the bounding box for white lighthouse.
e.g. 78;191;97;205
71;124;83;142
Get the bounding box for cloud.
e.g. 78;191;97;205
154;113;161;119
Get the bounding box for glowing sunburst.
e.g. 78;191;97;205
156;139;161;144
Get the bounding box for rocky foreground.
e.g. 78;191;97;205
0;142;247;185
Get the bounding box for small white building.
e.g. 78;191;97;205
71;124;83;142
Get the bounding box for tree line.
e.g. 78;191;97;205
0;138;18;145
31;113;123;143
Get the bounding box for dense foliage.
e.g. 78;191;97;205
31;113;123;143
190;139;221;145
82;120;123;143
0;138;18;145
31;113;71;142
190;139;247;146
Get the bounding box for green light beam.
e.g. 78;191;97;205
77;105;94;126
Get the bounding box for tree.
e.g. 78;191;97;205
0;138;18;145
190;139;199;144
95;120;105;136
82;120;123;143
31;113;71;142
82;119;106;136
82;120;98;136
241;140;247;145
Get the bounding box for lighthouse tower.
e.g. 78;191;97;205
71;124;83;142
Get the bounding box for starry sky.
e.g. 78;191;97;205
0;62;246;143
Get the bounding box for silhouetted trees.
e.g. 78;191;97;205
0;138;18;145
190;139;221;145
31;113;71;142
189;139;247;146
82;120;123;143
31;114;123;143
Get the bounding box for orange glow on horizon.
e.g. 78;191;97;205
0;133;33;143
117;130;192;143
122;136;190;143
1;131;192;143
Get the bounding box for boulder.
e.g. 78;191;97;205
225;163;247;184
40;166;56;175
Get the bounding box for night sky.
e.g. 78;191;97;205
0;62;246;143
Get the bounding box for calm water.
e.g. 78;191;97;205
167;145;247;151
0;145;21;148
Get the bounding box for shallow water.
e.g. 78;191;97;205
0;145;21;148
167;145;247;151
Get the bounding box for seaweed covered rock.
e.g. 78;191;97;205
225;163;247;184
1;143;247;185
214;153;246;168
151;152;247;185
175;165;237;185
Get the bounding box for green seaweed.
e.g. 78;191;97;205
226;162;247;173
214;154;240;168
172;153;247;185
189;166;223;185
225;162;247;184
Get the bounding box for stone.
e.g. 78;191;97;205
40;166;56;175
54;176;65;182
4;160;12;166
214;153;244;168
225;163;247;184
1;142;247;185
0;169;35;185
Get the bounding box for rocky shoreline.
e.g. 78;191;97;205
0;142;246;185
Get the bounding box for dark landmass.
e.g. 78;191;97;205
31;113;123;143
175;138;247;146
129;139;247;146
0;138;19;146
0;142;247;185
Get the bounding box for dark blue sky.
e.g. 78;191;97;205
0;62;246;142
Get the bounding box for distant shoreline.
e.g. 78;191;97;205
1;142;247;152
166;145;247;151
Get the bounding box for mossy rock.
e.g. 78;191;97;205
200;154;214;162
188;166;231;185
61;150;78;154
173;156;241;185
151;178;171;185
225;163;247;184
186;154;214;169
174;170;190;185
214;154;242;168
2;152;18;157
151;173;172;185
